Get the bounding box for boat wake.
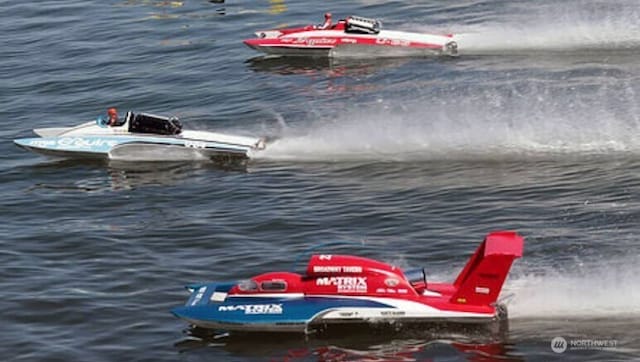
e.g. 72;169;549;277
505;256;640;319
255;90;640;162
446;1;640;55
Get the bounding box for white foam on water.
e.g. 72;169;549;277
255;84;640;162
504;257;640;318
447;1;640;54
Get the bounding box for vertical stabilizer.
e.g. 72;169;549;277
450;231;524;306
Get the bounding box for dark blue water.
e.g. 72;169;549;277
2;0;640;360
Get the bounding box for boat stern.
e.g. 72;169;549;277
444;40;458;56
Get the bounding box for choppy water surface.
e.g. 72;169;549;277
2;0;640;361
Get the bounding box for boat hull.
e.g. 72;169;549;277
171;283;500;333
246;44;453;58
172;295;501;333
14;135;253;161
244;29;458;58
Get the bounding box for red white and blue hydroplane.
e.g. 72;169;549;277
172;231;524;333
244;14;458;57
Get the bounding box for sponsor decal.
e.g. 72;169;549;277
306;38;337;46
376;288;409;294
343;266;362;273
384;278;400;287
318;254;332;260
316;276;367;293
475;286;490;295
218;304;283;314
30;138;119;149
376;287;409;294
292;37;337;46
340;38;357;44
313;265;363;273
210;292;227;302
380;311;405;316
374;38;410;47
190;286;207;306
57;137;119;149
29;139;57;148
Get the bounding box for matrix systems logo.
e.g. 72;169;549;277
551;336;618;353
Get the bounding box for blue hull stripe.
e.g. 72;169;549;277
173;296;392;325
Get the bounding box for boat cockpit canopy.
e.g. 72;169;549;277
405;267;427;288
128;112;183;136
345;16;381;34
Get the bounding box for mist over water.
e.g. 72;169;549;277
259;70;640;161
256;1;640;162
506;258;640;319
452;0;640;53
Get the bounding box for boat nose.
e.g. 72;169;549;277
13;138;35;148
243;39;259;49
171;306;188;319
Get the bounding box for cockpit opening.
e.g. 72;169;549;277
128;112;183;135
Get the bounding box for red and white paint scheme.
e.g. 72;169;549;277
173;231;524;333
243;15;458;58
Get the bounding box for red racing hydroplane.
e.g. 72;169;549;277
244;14;458;58
172;231;524;333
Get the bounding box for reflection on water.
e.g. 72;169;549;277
246;55;412;77
23;158;247;193
176;325;520;361
246;56;419;96
120;0;226;19
121;0;184;7
268;0;287;15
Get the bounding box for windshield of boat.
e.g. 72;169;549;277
405;268;427;288
128;112;182;135
237;279;258;292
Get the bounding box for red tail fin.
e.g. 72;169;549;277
450;231;524;306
